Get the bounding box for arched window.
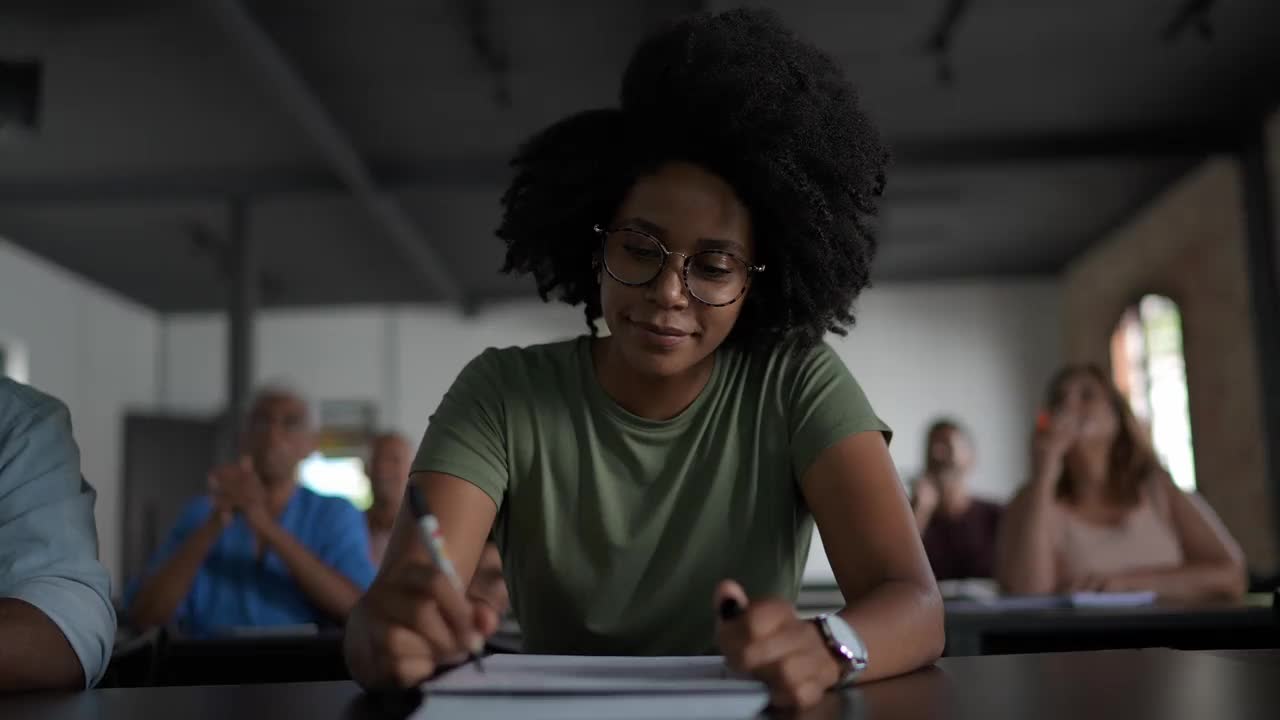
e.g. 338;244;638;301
1110;294;1196;491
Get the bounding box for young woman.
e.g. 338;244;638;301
344;9;943;709
997;365;1246;601
912;420;1002;581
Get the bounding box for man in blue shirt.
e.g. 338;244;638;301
127;387;375;635
0;379;116;691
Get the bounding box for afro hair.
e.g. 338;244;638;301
498;7;889;349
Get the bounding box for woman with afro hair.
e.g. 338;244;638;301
346;8;943;707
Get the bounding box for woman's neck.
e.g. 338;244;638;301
1065;443;1111;505
592;337;715;420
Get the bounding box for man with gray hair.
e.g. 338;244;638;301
127;386;375;634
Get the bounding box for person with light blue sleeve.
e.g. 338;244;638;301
0;378;116;691
126;387;375;636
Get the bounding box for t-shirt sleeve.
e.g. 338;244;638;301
313;498;376;590
412;349;509;508
0;389;116;689
787;341;892;483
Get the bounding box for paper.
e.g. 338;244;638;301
1068;591;1157;608
424;654;767;696
415;694;769;720
947;591;1157;612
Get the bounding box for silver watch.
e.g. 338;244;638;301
812;613;868;687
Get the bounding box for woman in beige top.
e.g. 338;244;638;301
996;365;1246;601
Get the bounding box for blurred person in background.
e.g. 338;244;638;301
127;386;375;635
365;433;412;567
0;378;115;691
911;419;1001;580
364;432;509;613
997;365;1246;601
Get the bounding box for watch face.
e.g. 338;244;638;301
825;615;864;660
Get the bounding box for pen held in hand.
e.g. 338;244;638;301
405;484;486;674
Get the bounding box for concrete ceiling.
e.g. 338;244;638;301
1;0;1277;311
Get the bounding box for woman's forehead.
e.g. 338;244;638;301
616;163;752;245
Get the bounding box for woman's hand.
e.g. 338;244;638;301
913;476;940;516
715;581;842;710
344;553;500;689
1031;412;1078;488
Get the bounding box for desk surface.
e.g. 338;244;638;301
6;649;1278;720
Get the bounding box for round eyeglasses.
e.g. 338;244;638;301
594;225;765;307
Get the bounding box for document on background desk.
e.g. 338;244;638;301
423;654;767;695
949;591;1158;611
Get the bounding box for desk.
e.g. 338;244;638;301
944;603;1279;656
7;649;1277;720
489;599;1280;657
104;630;348;687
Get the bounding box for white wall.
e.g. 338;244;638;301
160;280;1061;583
0;239;160;589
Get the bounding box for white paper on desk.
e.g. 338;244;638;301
423;655;767;696
1069;591;1157;608
415;694;769;720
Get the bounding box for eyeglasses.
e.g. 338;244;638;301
594;225;765;307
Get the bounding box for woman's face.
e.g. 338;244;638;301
598;161;755;379
1051;371;1120;443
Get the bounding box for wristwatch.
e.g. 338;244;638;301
812;613;868;687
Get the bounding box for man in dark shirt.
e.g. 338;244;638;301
911;419;1002;580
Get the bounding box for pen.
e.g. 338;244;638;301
405;483;486;674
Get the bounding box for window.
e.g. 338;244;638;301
1111;294;1196;491
0;335;28;383
298;398;377;510
299;452;373;510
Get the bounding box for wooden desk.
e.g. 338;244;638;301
490;598;1280;657
104;630;349;687
7;649;1276;720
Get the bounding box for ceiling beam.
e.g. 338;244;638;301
196;0;464;305
0;127;1240;207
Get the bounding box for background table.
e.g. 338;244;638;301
9;649;1278;720
943;602;1279;656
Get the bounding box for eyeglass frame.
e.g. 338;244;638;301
592;224;766;308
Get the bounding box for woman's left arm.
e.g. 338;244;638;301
717;432;943;708
1105;475;1246;602
805;432;945;678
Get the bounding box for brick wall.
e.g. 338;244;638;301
1062;135;1279;574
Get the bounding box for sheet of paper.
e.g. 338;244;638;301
423;654;767;696
414;694;769;720
947;591;1158;612
1068;591;1157;608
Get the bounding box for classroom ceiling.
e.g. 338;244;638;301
0;0;1278;312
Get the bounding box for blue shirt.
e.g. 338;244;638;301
128;486;375;636
0;379;117;688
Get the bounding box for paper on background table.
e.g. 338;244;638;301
423;655;768;696
948;591;1157;612
1068;591;1157;608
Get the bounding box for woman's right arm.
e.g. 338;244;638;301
994;421;1073;595
344;471;498;690
994;478;1061;595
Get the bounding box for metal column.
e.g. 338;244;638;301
227;198;256;439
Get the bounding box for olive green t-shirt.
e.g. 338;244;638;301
413;336;889;655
